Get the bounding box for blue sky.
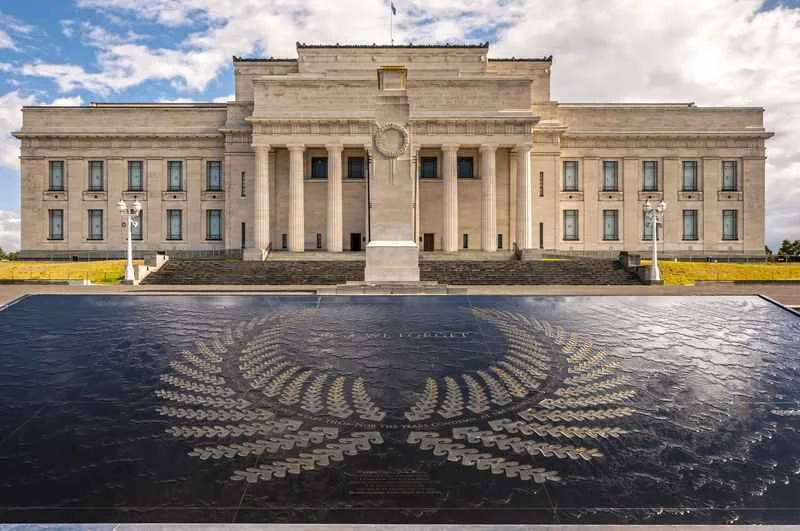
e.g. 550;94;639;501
0;0;799;251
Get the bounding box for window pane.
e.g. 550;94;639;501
207;210;222;240
643;161;657;191
421;157;437;178
128;161;143;191
131;212;143;240
723;210;737;240
49;161;64;191
207;161;221;190
682;161;697;191
683;210;697;240
311;157;328;179
168;161;182;191
643;212;653;240
564;161;578;190
603;161;617;191
457;157;473;178
49;209;63;240
722;161;736;191
88;209;103;240
563;210;578;240
348;157;364;178
89;161;103;190
168;210;182;240
603;210;618;240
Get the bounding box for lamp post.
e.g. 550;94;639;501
643;199;666;282
117;199;142;282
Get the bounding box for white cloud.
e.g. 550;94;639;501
0;91;35;170
0;210;20;252
0;11;36;50
13;0;800;248
0;30;14;49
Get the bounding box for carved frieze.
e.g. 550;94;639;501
562;134;764;150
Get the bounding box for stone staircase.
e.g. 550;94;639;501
141;257;643;286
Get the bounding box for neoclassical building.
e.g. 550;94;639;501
14;42;772;259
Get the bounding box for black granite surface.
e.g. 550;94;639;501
0;294;798;524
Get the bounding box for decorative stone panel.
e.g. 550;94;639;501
718;191;743;201
598;191;623;201
677;191;704;201
638;191;663;202
82;191;107;201
559;191;583;201
162;191;188;201
43;191;68;201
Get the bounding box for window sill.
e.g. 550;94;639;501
602;238;620;242
123;191;147;201
682;238;699;242
166;238;183;242
206;238;223;242
559;191;583;201
598;191;623;201
718;191;743;201
722;238;739;242
162;191;187;201
638;191;663;201
82;191;107;201
87;237;105;241
677;191;704;201
201;191;225;201
563;238;581;242
47;237;64;241
43;191;68;201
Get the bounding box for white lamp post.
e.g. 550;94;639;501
118;199;142;282
643;199;666;282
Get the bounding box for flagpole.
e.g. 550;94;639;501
390;2;394;45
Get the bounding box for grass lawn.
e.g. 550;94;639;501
643;260;800;285
0;260;143;284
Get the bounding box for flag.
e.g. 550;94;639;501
391;2;396;15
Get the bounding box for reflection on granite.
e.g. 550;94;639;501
0;294;799;524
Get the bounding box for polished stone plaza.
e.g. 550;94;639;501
0;294;799;524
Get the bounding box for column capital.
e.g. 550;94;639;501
287;143;306;153
515;143;533;152
479;144;498;153
441;143;460;153
325;143;344;153
252;144;271;154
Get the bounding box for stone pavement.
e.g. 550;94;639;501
0;282;798;307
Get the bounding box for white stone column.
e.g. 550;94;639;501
288;143;305;252
480;144;497;252
326;143;343;252
412;145;421;247
516;143;534;249
442;144;459;252
254;144;270;252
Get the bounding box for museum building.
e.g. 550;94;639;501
14;42;773;259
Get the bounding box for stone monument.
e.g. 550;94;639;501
364;67;420;282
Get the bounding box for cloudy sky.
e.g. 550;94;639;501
0;0;798;252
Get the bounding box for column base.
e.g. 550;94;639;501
364;240;420;282
242;248;268;261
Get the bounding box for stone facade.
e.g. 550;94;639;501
14;42;773;259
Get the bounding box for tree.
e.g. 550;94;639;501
778;240;800;256
0;247;6;260
765;245;773;256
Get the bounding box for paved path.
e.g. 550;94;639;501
0;283;798;308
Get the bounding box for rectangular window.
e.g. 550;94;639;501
128;161;143;191
316;233;322;249
167;161;183;191
682;161;698;191
722;161;737;192
602;161;618;191
347;157;365;179
281;233;287;249
539;171;544;197
563;161;578;191
642;161;658;191
49;161;64;191
497;233;503;250
167;209;182;240
463;233;469;249
310;157;328;179
682;209;698;241
207;161;222;191
88;161;104;191
457;157;474;178
131;211;143;241
88;209;103;240
722;210;738;240
602;210;619;240
48;209;63;240
420;157;437;179
241;171;246;197
563;209;579;241
643;212;656;241
206;209;222;241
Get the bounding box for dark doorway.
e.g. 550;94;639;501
423;233;435;252
350;233;362;251
240;222;246;249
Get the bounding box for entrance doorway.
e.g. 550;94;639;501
350;233;362;251
423;233;435;252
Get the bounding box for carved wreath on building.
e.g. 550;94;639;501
373;122;409;158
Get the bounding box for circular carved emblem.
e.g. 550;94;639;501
374;122;409;158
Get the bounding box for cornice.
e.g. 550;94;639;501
14;132;223;139
563;131;773;139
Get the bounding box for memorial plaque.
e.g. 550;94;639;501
0;294;799;524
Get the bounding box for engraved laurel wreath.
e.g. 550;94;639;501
373;122;409;158
155;308;636;485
